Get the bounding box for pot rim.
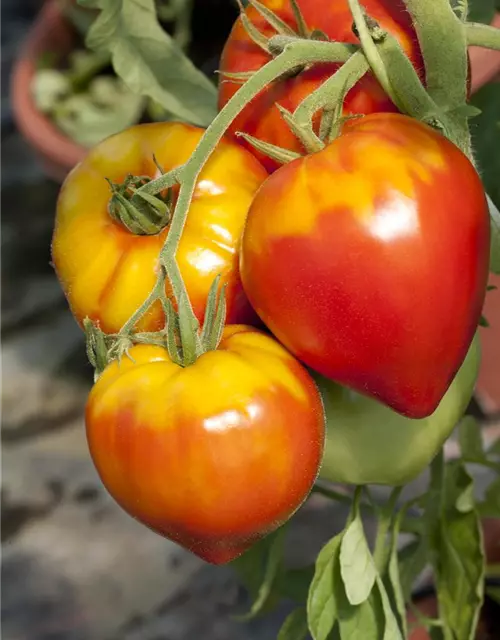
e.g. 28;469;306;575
10;0;88;170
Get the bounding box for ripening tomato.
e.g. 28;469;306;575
85;325;325;564
317;334;480;486
52;123;267;334
240;113;490;418
218;0;423;171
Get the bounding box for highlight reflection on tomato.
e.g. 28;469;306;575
240;113;490;418
85;325;325;564
52;122;268;333
218;0;423;171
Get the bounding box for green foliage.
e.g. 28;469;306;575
82;0;217;126
307;533;343;640
277;609;308;640
467;0;497;23
340;516;377;605
469;83;500;273
231;525;287;619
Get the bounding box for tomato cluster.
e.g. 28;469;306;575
52;0;490;564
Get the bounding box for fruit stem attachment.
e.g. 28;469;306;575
107;175;173;235
293;49;370;142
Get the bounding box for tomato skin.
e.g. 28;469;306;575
218;0;422;172
317;334;480;486
52;123;267;333
240;113;490;418
85;325;325;564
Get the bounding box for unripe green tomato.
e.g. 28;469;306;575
316;334;480;486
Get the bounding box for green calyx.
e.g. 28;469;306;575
84;271;228;377
107;174;172;235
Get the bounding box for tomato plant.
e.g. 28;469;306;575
317;333;480;486
85;325;325;564
218;0;423;171
241;113;490;418
50;0;500;637
52;122;267;334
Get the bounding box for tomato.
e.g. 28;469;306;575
317;333;480;486
240;113;490;418
85;325;325;564
52;122;267;334
218;0;423;172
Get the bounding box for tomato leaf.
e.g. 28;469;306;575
376;576;404;640
335;570;401;640
432;462;485;640
52;76;145;148
233;525;287;620
384;515;408;638
340;515;377;605
277;608;309;640
83;0;217;126
398;539;428;601
307;532;343;640
337;587;385;640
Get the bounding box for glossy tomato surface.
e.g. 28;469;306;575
53;123;267;333
218;0;423;171
318;334;480;486
85;325;325;564
241;113;490;418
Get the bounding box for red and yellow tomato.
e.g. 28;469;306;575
240;113;490;418
85;325;325;564
52;122;268;334
218;0;423;171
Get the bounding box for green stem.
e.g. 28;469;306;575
122;38;357;346
132;167;183;199
312;483;375;516
374;32;441;120
293;50;369;139
466;22;500;49
269;34;355;57
347;0;399;107
312;483;358;505
136;37;355;219
403;0;468;110
372;486;402;572
119;274;165;334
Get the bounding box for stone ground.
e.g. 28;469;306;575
2;6;500;639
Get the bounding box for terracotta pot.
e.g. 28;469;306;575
408;519;500;640
11;0;87;182
476;274;500;417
